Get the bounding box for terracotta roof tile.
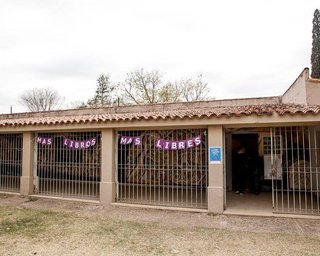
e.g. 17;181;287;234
0;104;320;128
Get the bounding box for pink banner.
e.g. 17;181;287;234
37;137;52;146
119;136;142;146
63;137;97;149
156;136;201;150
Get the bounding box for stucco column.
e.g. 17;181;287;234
20;132;35;195
207;125;224;213
100;129;116;206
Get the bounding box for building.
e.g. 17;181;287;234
0;68;320;216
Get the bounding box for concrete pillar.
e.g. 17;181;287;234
100;129;116;206
207;125;224;213
20;132;35;195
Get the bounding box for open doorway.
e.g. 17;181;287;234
232;133;260;194
225;130;273;215
225;126;320;216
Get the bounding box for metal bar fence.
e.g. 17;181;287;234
116;129;208;209
272;126;320;215
0;134;22;192
35;132;101;200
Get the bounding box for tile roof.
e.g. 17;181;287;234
0;104;320;127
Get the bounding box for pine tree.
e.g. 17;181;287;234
88;74;115;107
311;9;320;79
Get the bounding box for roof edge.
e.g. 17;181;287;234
0;96;281;120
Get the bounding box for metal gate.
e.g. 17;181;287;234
0;134;22;192
116;129;208;209
271;126;320;215
35;132;101;200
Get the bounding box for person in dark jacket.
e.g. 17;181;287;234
250;154;263;195
234;146;249;195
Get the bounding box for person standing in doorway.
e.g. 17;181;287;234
234;144;248;195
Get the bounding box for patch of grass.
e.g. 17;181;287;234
93;220;320;256
85;218;174;255
0;207;75;237
2;204;320;255
0;216;45;236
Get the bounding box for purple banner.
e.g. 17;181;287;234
63;137;97;149
156;136;201;150
37;137;52;146
119;136;142;146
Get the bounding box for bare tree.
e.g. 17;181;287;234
121;69;163;104
20;88;64;112
158;82;182;102
107;69;211;105
179;74;210;101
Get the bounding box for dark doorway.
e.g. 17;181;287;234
225;129;272;215
232;133;260;194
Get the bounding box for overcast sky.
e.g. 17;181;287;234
0;0;319;114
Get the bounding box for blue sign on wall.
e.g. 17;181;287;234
209;146;222;164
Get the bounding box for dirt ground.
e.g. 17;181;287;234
1;194;320;256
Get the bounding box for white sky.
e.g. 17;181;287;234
0;0;319;114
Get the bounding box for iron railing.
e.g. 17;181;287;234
116;129;208;209
0;134;22;192
271;126;320;215
35;132;101;200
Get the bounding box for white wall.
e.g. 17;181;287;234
306;81;320;105
282;68;308;105
282;68;320;106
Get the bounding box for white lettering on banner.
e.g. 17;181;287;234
156;139;163;148
37;136;97;149
119;136;142;146
37;137;52;146
155;136;202;150
178;141;186;149
164;141;171;149
186;139;194;148
194;136;201;146
134;137;141;145
63;137;97;149
171;141;178;150
120;136;128;144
